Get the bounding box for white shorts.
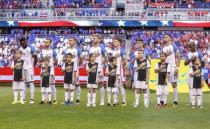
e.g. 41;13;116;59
190;88;202;96
107;87;118;93
12;81;25;90
156;85;169;96
87;84;98;89
64;83;75;90
168;68;178;83
24;69;34;82
135;81;147;89
41;87;52;93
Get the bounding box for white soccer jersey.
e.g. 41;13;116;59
89;46;103;65
204;50;210;64
162;44;176;68
64;47;79;64
112;48;125;66
19;46;35;70
41;49;57;67
187;51;199;67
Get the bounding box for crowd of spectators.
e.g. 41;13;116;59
0;28;209;67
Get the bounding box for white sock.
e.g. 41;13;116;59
20;90;24;102
197;95;202;106
120;86;126;103
92;93;96;105
29;83;35;100
87;93;91;104
173;87;178;102
76;86;81;100
163;95;167;105
108;91;111;104
52;84;57;101
100;87;105;104
144;93;147;106
70;91;74;102
157;95;161;105
191;95;196;106
134;89;137;104
65;91;69;102
160;95;164;102
135;92;140;105
146;88;150;105
14;90;18;102
23;85;26;100
48;93;52;102
41;93;45;101
114;92;118;104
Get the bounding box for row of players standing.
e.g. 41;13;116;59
11;34;209;108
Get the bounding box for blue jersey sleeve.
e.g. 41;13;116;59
29;46;36;55
120;48;126;58
53;50;57;58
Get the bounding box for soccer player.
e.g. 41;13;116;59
64;37;81;104
11;50;26;104
132;39;151;107
40;39;57;104
203;42;210;88
133;49;150;108
189;57;204;109
184;42;203;105
89;34;106;106
112;37;126;106
62;53;77;105
155;53;170;108
86;53;101;107
40;57;54;105
106;57;119;106
19;37;37;104
162;34;180;107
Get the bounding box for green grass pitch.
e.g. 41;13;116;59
0;86;210;129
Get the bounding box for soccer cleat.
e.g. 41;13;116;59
48;101;52;105
92;104;96;107
121;102;126;107
113;103;117;107
30;100;34;104
64;101;69;106
69;101;74;106
191;105;195;109
198;105;203;109
53;100;57;104
157;104;161;108
86;103;91;107
76;99;80;105
12;101;18;104
20;101;25;105
163;104;168;108
40;101;44;104
107;103;111;106
133;104;139;108
144;104;149;108
174;101;178;107
99;102;104;106
160;101;164;106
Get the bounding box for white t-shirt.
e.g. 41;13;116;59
19;46;35;70
89;46;103;65
41;49;57;67
162;44;176;68
64;47;79;64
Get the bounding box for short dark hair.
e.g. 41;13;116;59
109;57;117;62
19;37;27;42
160;52;167;57
136;38;144;42
114;37;122;43
66;53;73;57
